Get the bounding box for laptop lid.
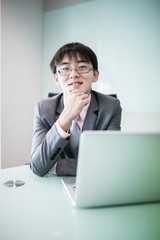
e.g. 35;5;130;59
73;131;160;208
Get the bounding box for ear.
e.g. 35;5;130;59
92;70;99;83
54;74;60;86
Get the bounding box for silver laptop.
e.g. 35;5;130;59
61;131;160;208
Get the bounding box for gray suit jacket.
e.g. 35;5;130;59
30;90;122;176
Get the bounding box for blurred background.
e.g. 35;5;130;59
1;0;160;168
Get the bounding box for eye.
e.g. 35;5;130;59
61;67;70;72
59;67;71;74
78;65;88;71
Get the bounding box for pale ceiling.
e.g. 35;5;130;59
43;0;96;12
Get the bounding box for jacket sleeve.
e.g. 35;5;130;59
30;102;69;177
107;99;122;130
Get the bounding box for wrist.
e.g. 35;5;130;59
58;111;72;132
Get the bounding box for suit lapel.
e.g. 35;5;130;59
48;92;98;130
82;91;99;131
55;94;64;122
45;94;64;128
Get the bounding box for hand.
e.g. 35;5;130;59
58;90;89;132
64;90;89;119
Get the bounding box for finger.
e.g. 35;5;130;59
69;89;84;95
80;94;89;100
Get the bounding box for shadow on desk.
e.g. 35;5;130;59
73;203;160;239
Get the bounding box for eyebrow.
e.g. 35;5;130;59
59;60;88;66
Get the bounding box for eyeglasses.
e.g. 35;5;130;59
57;65;95;76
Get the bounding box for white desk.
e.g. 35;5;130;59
0;165;160;240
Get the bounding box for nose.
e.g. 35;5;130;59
69;68;80;78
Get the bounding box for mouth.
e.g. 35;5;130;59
68;81;83;86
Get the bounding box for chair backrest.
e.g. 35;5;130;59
48;92;59;97
48;92;117;98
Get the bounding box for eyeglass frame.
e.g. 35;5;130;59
56;65;95;76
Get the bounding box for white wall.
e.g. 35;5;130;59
43;0;160;132
0;0;2;169
1;0;43;168
1;0;160;169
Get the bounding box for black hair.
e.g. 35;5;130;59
50;42;98;74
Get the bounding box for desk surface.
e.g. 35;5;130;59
0;165;160;240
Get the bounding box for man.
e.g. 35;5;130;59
30;42;122;177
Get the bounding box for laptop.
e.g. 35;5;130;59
61;131;160;208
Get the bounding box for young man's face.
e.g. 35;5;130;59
54;54;99;95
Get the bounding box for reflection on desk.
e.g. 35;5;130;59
0;165;160;240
